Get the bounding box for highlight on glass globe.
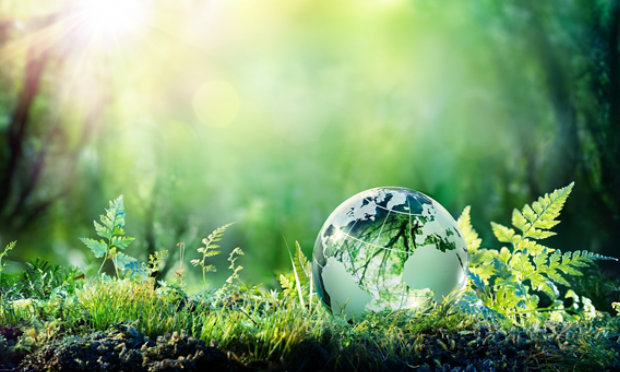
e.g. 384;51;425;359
312;187;468;318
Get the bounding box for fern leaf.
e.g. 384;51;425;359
79;238;107;258
104;195;127;231
470;263;496;283
286;241;307;307
205;251;221;257
517;182;574;240
279;274;293;292
115;252;138;270
293;241;311;286
457;206;481;253
94;221;111;239
491;222;516;243
509;252;535;281
574;250;618;262
110;236;135;250
204;223;234;249
516;238;550;256
498;247;512;263
0;241;16;259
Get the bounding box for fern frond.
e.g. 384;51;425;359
195;223;232;287
202;223;234;249
287;241;313;308
457;206;481;253
463;181;618;327
81;195;134;279
279;274;293;292
491;222;516;244
513;182;574;240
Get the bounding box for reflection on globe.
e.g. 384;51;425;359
312;187;467;318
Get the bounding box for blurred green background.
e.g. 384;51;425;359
1;0;619;286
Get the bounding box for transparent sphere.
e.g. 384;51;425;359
312;187;467;318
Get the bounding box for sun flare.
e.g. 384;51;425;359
75;0;151;47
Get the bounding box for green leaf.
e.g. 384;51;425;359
94;221;111;239
110;236;135;250
509;252;535;281
203;223;234;249
498;247;511;263
491;222;515;243
519;182;574;240
279;274;293;292
511;209;528;233
457;206;482;253
293;241;312;285
115;252;138;269
517;238;549;256
79;238;107;258
286;241;311;307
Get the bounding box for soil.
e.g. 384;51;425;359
2;324;246;372
1;322;619;371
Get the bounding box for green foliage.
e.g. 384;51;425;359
223;247;245;290
0;259;82;301
285;241;313;309
79;196;136;279
0;241;16;285
191;223;232;287
147;250;168;277
1;188;620;370
458;183;617;326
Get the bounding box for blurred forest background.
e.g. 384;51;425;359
0;0;619;286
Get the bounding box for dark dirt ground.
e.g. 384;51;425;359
1;322;620;371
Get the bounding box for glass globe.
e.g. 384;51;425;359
312;187;467;318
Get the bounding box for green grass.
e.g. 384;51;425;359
2;186;620;370
1;265;620;370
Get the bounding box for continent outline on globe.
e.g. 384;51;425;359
312;187;468;319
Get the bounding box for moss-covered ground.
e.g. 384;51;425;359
1;266;620;372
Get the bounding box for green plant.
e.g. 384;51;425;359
0;241;16;286
222;246;245;291
285;241;313;309
191;223;231;287
79;195;137;279
147;250;168;278
457;182;617;326
174;242;186;285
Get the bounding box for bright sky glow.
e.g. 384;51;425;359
76;0;150;46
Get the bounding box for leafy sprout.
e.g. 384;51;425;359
79;195;137;279
191;223;232;287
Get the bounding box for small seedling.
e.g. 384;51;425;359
79;195;137;279
191;223;232;287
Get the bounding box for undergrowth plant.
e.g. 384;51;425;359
2;187;620;370
457;182;617;326
281;241;313;309
221;246;245;295
191;223;232;287
0;241;16;285
79;195;137;279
